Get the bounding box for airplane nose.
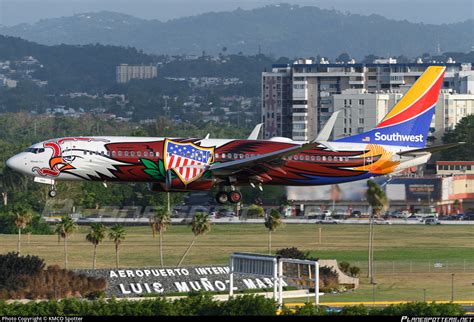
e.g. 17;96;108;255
6;155;21;172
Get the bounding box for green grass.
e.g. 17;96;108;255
1;223;473;302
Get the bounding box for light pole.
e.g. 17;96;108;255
371;282;377;306
451;273;455;302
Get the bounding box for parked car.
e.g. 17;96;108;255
316;217;340;224
219;210;236;217
351;210;362;218
425;218;440;225
373;218;392;225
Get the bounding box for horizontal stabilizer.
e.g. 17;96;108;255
397;142;465;157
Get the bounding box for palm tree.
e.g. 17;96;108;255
55;215;78;269
177;212;211;267
108;224;126;269
150;209;171;267
264;209;283;255
13;206;32;254
365;180;388;284
86;223;107;269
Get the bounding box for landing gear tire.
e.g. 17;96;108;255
48;189;57;198
216;191;229;204
228;191;242;204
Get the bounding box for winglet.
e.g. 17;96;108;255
313;111;341;142
204;133;210;139
248;123;263;140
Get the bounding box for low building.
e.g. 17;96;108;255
116;64;158;83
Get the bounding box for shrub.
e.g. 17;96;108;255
319;266;339;291
0;253;45;291
341;305;370;315
339;261;350;273
220;295;277;316
281;303;328;316
376;302;465;316
275;247;309;260
349;266;360;277
173;292;219;316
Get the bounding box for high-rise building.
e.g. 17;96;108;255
116;64;158;83
262;59;473;141
262;65;292;138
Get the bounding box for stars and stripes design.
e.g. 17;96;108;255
164;140;214;184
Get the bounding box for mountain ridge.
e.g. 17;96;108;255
0;4;472;58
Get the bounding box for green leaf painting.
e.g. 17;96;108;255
141;158;215;181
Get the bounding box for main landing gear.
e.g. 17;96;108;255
215;190;242;204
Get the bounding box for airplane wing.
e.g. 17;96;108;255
209;141;320;175
397;142;465;157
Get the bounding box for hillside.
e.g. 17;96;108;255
0;4;472;58
0;34;158;91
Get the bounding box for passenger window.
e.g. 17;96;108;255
317;156;321;161
118;151;123;157
131;151;135;157
144;151;148;157
124;151;129;157
322;156;327;161
299;155;304;161
239;154;244;159
156;152;160;157
311;156;315;161
227;153;232;159
150;152;154;157
233;153;238;159
112;151;116;157
305;155;310;161
328;156;332;161
288;155;292;160
83;151;87;155
137;151;142;157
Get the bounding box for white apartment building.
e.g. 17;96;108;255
116;64;158;83
435;91;474;137
262;60;473;141
332;89;402;140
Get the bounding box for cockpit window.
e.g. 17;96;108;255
25;148;45;154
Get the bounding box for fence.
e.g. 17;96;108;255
350;259;474;274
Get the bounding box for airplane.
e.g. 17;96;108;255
6;66;462;204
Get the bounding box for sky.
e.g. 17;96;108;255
0;0;473;26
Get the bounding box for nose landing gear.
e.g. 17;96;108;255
48;186;57;198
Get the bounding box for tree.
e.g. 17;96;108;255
86;223;107;269
440;115;474;161
108;224;126;269
12;205;32;254
177;212;211;267
55;215;78;269
246;204;265;218
264;209;283;254
365;180;388;283
150;209;171;267
336;52;351;63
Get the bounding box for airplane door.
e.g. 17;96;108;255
60;140;75;164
